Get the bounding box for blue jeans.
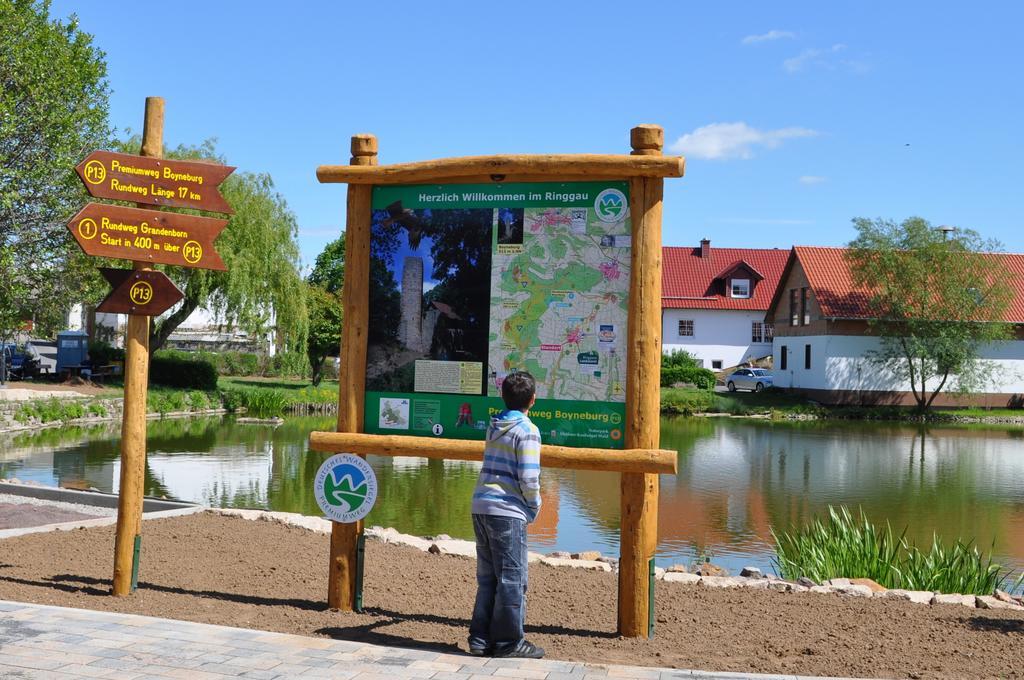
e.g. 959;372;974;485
469;514;528;652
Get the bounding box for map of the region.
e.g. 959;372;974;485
488;205;630;402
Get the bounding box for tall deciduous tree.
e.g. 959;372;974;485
0;0;111;335
306;284;342;386
306;234;345;384
113;139;309;355
845;217;1015;411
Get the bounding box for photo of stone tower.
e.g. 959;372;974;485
399;256;424;351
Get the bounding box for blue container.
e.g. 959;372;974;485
56;330;89;373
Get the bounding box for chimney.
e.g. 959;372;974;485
700;238;711;258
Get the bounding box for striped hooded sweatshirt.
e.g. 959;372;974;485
471;410;542;522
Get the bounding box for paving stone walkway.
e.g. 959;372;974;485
0;600;859;680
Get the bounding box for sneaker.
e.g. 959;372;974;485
468;644;490;657
493;640;545;659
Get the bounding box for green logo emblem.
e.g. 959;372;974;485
314;454;378;522
595;188;627;223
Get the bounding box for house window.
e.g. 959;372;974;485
780;345;787;370
752;322;775;343
805;344;812;370
712;360;723;370
731;278;751;298
789;289;798;326
678;319;694;337
801;287;810;325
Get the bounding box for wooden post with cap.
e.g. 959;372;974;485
111;96;163;596
327;133;377;610
617;123;664;636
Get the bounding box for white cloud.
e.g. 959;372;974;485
669;122;819;160
799;175;827;185
783;44;848;72
741;30;796;45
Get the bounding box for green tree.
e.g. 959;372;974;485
845;217;1015;411
0;0;111;335
112;139;308;356
306;284;342;386
306;235;345;384
308;233;345;293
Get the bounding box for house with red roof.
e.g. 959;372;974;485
765;246;1024;406
662;239;789;370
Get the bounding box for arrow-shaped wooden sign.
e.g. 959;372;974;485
75;150;235;214
68;203;228;271
96;268;184;316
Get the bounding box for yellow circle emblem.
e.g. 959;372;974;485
129;281;154;306
83;160;106;185
77;218;98;240
183;240;203;265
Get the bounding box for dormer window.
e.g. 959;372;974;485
731;278;751;298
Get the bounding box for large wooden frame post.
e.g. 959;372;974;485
619;125;664;636
112;96;163;596
315;125;681;633
327;134;378;610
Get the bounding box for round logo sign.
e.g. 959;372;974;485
594;188;627;223
314;454;378;523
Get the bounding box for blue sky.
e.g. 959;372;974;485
52;2;1024;269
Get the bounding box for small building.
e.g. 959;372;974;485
765;246;1024;406
662;240;789;370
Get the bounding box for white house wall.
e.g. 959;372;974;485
662;309;773;369
772;335;1024;394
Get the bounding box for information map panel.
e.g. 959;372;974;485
363;181;631;449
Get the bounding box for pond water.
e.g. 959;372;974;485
3;415;1024;576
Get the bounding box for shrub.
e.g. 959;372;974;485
87;402;108;417
662;349;701;370
220;388;243;412
661;388;715;415
241;388;290;417
772;505;1014;595
187;390;210;410
268;350;310;378
88;341;125;365
661;365;716;389
150;351;218;390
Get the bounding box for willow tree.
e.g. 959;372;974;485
0;0;112;334
109;139;309;355
845;217;1014;411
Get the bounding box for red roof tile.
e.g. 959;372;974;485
662;246;790;310
794;246;1024;323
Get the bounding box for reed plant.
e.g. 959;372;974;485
773;505;1015;595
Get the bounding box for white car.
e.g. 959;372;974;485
726;368;773;392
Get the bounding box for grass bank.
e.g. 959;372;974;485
660;387;1024;424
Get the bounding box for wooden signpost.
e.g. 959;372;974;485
67;204;228;270
75;150;235;214
95;268;184;317
70;97;233;597
312;125;684;638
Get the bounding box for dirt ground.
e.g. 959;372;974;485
0;502;98;530
0;513;1021;679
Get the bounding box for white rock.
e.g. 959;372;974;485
976;595;1024;611
931;593;976;607
882;589;934;605
834;584;873;598
538;556;611;572
427;539;476;558
738;578;772;589
654;567;665;580
700;576;743;588
663;572;700;584
809;585;832;595
825;578;852;587
527;551;545;564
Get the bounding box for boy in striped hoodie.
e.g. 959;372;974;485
468;371;544;659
